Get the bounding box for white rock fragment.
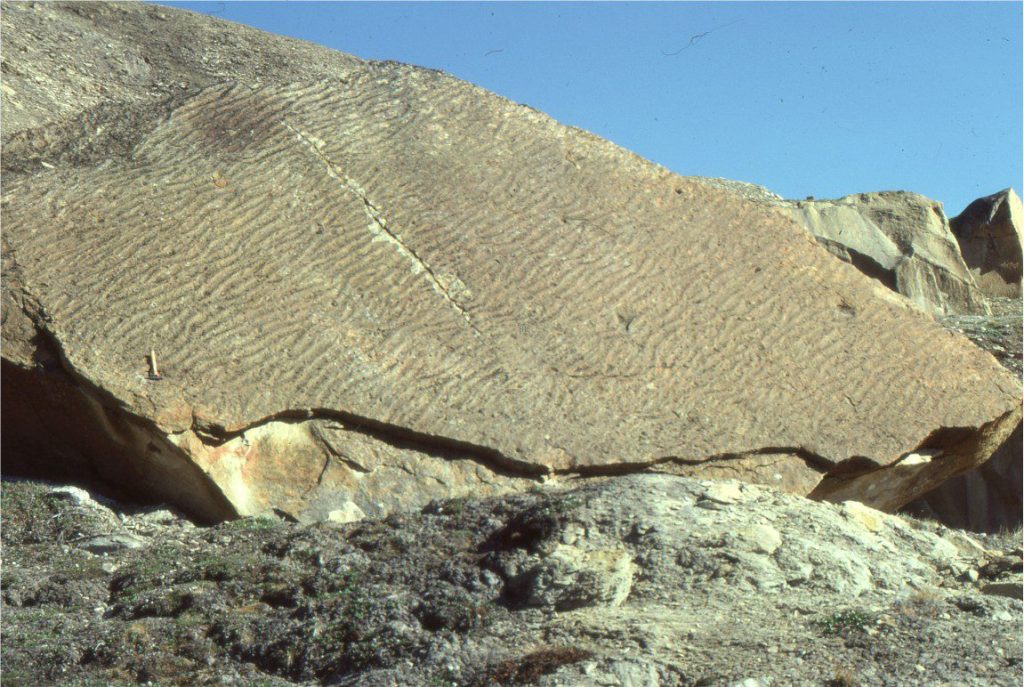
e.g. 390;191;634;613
840;500;888;533
698;481;744;508
740;524;783;555
525;545;636;609
327;502;366;524
76;533;147;555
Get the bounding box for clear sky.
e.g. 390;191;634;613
160;1;1021;215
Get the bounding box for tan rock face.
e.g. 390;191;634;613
1;3;1020;522
772;192;989;316
951;189;1024;298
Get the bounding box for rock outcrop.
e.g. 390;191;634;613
2;2;1020;523
696;178;1023;533
951;188;1024;298
695;182;1023;535
772;192;989;316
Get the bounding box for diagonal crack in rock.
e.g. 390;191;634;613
280;118;482;335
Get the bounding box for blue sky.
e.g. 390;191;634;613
161;1;1021;215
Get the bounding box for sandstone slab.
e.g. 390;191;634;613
1;3;1020;522
951;188;1024;298
905;420;1022;533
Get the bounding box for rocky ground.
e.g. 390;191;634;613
940;297;1023;379
2;471;1021;687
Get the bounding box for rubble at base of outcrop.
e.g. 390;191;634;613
940;297;1024;380
2;474;1021;687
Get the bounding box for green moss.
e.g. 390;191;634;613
440;496;469;516
320;569;370;620
816;609;878;637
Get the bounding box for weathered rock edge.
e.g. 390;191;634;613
786;192;990;316
2;2;1021;523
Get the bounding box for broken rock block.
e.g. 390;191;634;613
774;191;989;316
518;545;636;610
903;421;1023;534
951;188;1024;298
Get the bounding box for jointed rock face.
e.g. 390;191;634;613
951;188;1024;299
1;2;1020;523
770;191;990;316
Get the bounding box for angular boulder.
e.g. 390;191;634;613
951;188;1024;298
2;2;1020;523
773;192;989;316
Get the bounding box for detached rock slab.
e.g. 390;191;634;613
951;188;1024;298
773;191;989;316
1;2;1021;522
